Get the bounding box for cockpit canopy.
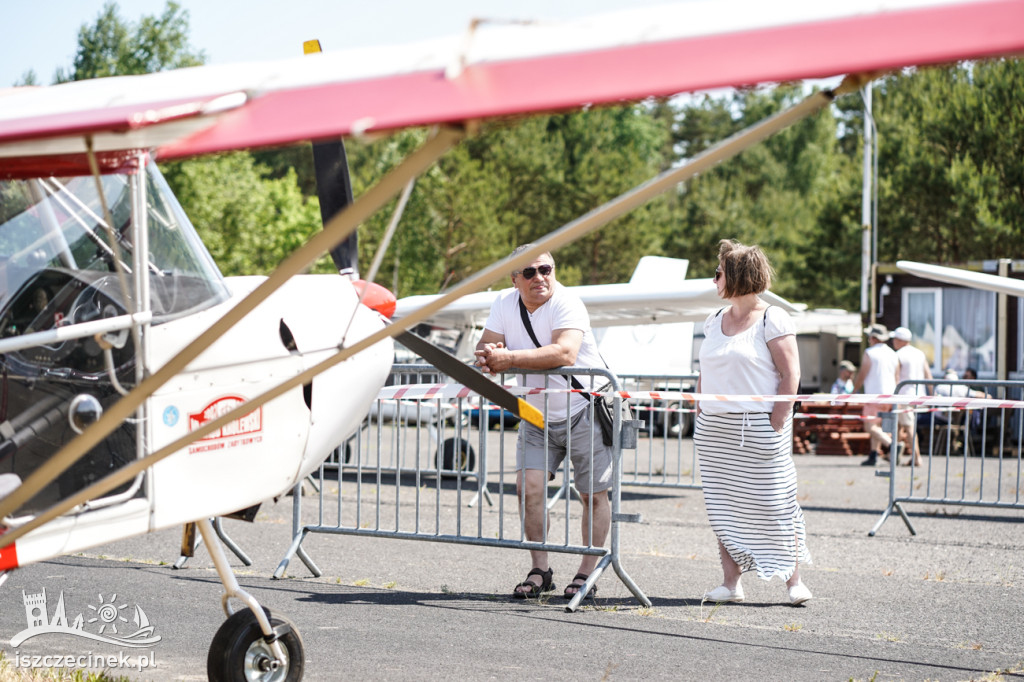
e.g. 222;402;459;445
0;159;229;330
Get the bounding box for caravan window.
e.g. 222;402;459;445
902;287;996;376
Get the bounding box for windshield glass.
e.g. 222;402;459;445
0;159;229;323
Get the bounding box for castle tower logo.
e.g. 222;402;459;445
11;589;161;648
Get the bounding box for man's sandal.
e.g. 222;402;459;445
512;567;555;599
563;573;597;600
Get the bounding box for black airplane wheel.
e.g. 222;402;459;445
207;607;304;682
436;437;476;477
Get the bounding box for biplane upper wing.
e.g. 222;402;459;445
1;0;1022;175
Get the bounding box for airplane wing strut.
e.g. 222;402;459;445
0;74;858;528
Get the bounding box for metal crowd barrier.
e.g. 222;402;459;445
617;373;701;490
274;364;650;612
870;378;1024;536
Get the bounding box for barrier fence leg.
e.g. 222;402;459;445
869;412;917;536
174;517;251;569
567;425;650;613
273;482;322;579
869;500;917;537
565;554;610;613
213;517;253;566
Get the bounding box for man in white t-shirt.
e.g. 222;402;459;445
853;323;902;466
891;327;932;466
475;245;612;601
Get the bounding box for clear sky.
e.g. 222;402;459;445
1;0;678;88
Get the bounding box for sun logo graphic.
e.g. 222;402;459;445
88;594;129;635
10;589;161;648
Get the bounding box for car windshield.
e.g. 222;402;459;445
0;160;229;323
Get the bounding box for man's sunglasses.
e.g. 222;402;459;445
714;267;723;282
517;264;553;280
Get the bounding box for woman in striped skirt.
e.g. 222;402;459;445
693;240;812;606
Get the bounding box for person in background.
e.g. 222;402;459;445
853;324;902;467
693;239;812;606
891;327;931;467
935;369;989;399
475;245;612;602
963;367;982;386
934;368;991;433
831;360;856;394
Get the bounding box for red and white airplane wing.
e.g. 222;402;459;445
1;0;1022;175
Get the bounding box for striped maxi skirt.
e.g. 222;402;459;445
693;411;812;582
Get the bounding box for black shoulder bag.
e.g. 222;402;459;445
517;297;630;447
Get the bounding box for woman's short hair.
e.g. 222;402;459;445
717;239;774;297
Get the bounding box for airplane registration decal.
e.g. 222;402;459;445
187;396;263;454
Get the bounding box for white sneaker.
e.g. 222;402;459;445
703;584;744;603
788;582;813;605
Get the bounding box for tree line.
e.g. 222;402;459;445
16;2;1024;310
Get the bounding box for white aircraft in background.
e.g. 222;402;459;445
394;255;797;370
0;1;1021;679
898;261;1024;298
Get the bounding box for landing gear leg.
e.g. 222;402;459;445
198;519;304;682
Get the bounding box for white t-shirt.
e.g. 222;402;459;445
896;344;930;395
483;283;603;421
698;306;796;414
863;342;899;395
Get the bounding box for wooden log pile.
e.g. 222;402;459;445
793;403;872;456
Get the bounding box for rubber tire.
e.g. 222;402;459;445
436;437;476;477
207;607;304;682
659;401;694;438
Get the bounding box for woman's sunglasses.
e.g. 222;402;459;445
518;264;553;280
714;267;723;282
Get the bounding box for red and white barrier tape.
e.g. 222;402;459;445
376;384;1023;410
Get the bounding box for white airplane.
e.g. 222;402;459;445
394;255;798;366
0;1;1021;679
897;260;1024;298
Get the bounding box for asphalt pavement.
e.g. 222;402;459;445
1;453;1023;681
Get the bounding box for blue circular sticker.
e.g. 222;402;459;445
163;406;179;427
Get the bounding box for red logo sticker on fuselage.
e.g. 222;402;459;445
0;541;18;570
187;396;263;454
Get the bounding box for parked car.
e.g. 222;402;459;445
461;404;521;430
637;398;695;438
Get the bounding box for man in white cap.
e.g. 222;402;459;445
853;323;902;466
891;327;932;466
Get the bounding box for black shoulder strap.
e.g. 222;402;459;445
762;304;774;342
716;304;773;338
518;296;591;399
518;296;543;348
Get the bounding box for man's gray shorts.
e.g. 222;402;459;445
516;406;613;494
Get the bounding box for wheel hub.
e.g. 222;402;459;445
244;640;288;682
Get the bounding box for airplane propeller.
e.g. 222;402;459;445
306;42;542;430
